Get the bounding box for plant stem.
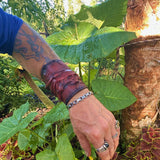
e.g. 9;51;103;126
96;59;103;79
88;62;91;89
55;124;58;143
79;62;83;81
19;69;54;109
51;125;55;142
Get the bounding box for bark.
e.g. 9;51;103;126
122;36;160;140
125;0;160;36
122;0;160;141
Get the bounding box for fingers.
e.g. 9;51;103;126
84;118;113;160
112;132;119;155
74;129;91;156
100;107;120;151
69;95;120;160
87;131;111;160
96;145;111;160
95;111;120;159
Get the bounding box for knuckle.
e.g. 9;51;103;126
102;121;109;130
89;129;101;139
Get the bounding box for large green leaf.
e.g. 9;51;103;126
55;134;76;160
68;0;128;28
92;79;137;111
46;23;97;45
0;102;37;144
46;24;136;64
43;102;69;124
36;149;58;160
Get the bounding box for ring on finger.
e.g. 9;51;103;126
112;132;118;139
96;141;109;153
115;120;120;130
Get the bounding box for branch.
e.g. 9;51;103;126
19;69;54;109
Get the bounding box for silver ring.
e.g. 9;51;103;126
96;141;109;153
112;132;118;139
115;120;120;130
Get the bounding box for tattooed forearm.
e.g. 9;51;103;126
12;22;59;79
14;25;46;61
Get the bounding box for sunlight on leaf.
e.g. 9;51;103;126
68;0;128;28
46;24;136;64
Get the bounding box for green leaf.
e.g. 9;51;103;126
36;149;58;160
92;79;137;111
29;117;44;129
46;23;97;45
29;122;51;148
43;103;69;124
46;24;136;64
61;123;74;140
68;0;128;28
55;134;76;160
28;103;69;149
18;129;31;150
0;102;37;145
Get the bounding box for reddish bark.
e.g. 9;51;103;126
122;36;160;140
122;0;160;141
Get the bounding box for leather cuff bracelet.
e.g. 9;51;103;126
41;59;86;104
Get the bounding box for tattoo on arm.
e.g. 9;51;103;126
13;24;51;62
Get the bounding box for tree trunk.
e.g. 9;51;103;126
122;0;160;142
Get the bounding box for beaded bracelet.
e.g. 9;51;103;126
67;91;93;109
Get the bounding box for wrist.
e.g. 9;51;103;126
67;89;93;109
67;88;90;104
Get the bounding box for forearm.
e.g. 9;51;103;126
12;22;59;79
13;22;86;104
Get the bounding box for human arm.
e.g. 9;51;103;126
13;22;120;160
0;9;120;159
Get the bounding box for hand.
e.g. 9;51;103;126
69;89;120;160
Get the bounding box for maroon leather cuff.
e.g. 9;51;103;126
41;60;86;104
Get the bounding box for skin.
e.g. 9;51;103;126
13;22;120;160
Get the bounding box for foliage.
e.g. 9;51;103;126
46;24;136;64
0;102;37;144
0;55;45;117
92;79;137;111
0;55;26;117
46;0;137;112
0;139;31;160
117;127;160;160
67;0;128;28
0;0;65;35
0;102;78;159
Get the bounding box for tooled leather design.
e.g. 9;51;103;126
41;60;86;104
